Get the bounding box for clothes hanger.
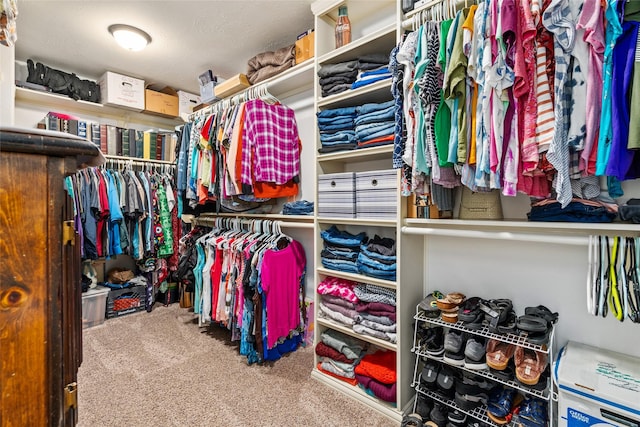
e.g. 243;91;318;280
608;236;624;321
587;235;597;315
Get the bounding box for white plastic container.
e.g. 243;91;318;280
81;286;110;329
555;341;640;427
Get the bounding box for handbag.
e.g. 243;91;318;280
459;187;503;220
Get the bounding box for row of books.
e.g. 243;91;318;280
39;111;177;162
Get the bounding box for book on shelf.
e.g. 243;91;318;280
156;132;163;161
68;119;78;136
106;125;117;156
122;128;130;157
116;127;124;156
100;124;107;153
78;121;87;139
134;130;144;158
90;123;101;146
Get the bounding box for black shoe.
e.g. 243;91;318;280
448;409;467;426
420;361;440;390
430;403;449;427
401;413;423;427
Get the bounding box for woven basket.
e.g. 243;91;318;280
459;187;503;220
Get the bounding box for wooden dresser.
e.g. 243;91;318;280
0;127;102;426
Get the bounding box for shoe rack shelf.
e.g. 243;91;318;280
411;348;550;401
410;306;557;427
415;386;514;427
414;311;554;354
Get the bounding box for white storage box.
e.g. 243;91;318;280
178;90;201;119
355;169;398;219
81;286;110;329
555;341;640;427
98;71;145;111
318;172;356;218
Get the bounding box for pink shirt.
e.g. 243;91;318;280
261;240;305;348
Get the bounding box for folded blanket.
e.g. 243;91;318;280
355;373;397;403
317;362;358;386
355;350;397;384
315;342;353;363
246;44;295;84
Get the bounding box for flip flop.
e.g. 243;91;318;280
486;339;515;370
515;347;547;386
516;314;548;333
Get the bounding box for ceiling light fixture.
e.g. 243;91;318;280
108;24;151;51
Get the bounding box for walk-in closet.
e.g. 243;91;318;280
2;1;640;426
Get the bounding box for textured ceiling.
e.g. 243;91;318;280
14;0;315;94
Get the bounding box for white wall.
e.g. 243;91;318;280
0;45;15;126
423;234;640;359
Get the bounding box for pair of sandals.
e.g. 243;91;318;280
459;298;515;332
436;292;466;323
420;361;458;399
517;305;558;345
486;339;548;386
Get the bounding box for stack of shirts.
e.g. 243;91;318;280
318;60;358;97
357;234;396;281
320;225;367;274
317;53;390;98
316;329;365;386
317;276;360;327
351;67;392;90
317;106;357;153
282;199;314;215
354;350;397;403
353;283;397;343
355;100;396;149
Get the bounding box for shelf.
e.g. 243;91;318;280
415;386;513;427
317;216;397;227
317;23;397;66
317;317;397;351
317;144;394;163
311;368;402;421
404;218;640;235
15;86;182;129
317;267;397;288
412;348;550;401
104;154;174;165
414;312;551;354
317;79;393;109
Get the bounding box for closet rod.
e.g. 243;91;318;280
187;82;278;121
401;226;589;246
103;154;176;166
192;217;314;229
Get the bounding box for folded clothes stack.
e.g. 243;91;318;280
356;234;396;281
351;66;392;90
282;199;314;215
317;52;390;98
316;329;365;386
317;106;357;153
353;283;397;343
320;225;367;274
354;100;395;149
354;350;397;403
246;44;296;85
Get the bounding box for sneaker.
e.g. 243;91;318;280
419;291;444;318
415;393;432;420
430;403;449;427
424;327;445;358
464;337;488;370
444;330;466;366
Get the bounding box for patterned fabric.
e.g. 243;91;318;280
390;45;405;169
354;283;397;306
240;99;300;187
542;0;574;208
317;276;360;303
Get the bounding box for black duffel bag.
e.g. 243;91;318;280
26;59;101;103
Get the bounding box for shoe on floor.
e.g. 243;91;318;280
401;413;423;427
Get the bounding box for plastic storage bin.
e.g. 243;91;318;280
81;286;110;328
555;341;640;427
106;284;147;319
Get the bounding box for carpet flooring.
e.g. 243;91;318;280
77;303;397;427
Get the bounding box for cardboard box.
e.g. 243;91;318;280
214;74;250;99
144;85;179;117
295;30;315;64
555;341;640;427
98;71;145;111
177;90;201;119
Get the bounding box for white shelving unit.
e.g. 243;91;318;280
410;306;556;427
310;0;423;421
